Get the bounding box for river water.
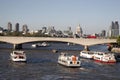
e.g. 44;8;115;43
0;42;120;80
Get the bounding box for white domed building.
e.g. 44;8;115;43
76;24;83;37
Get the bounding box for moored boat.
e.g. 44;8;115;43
32;42;49;48
80;51;94;59
93;52;116;63
10;51;27;62
58;52;81;67
67;42;75;46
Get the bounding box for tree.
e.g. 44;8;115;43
117;36;120;47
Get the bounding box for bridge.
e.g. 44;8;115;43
0;36;116;50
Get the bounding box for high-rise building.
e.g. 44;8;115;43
47;26;56;33
22;24;28;33
8;22;12;32
114;21;119;36
47;26;56;36
76;24;83;37
108;21;119;37
101;30;106;37
68;26;73;35
41;27;47;34
0;27;3;34
15;23;19;32
63;27;73;37
68;27;71;31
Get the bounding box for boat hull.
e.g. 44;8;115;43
94;59;116;63
11;56;27;62
10;51;27;62
11;57;27;62
58;60;81;68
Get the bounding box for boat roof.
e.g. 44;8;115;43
13;51;24;53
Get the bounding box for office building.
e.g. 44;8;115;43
101;30;106;37
41;27;47;34
8;22;12;32
22;24;28;33
108;21;119;37
63;27;73;37
15;23;19;32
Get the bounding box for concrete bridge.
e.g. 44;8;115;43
0;36;117;50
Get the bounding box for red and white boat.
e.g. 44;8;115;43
93;52;116;63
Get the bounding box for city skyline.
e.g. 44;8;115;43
0;0;120;34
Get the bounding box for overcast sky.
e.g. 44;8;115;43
0;0;120;34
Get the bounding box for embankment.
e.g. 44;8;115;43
111;48;120;53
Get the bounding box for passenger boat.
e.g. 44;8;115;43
58;52;81;67
67;42;75;46
10;51;27;62
32;42;49;48
93;52;116;63
80;51;94;59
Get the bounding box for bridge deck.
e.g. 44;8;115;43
0;37;116;46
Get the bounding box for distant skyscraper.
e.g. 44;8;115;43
114;21;119;36
108;21;119;37
0;27;3;33
47;26;56;33
8;22;12;32
22;24;28;33
68;27;71;31
68;26;73;35
47;26;56;36
15;23;19;32
76;24;83;37
42;27;47;34
101;30;106;37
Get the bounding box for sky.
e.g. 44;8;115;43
0;0;120;34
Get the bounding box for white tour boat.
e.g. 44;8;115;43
93;52;116;63
10;51;27;62
58;52;81;67
80;51;94;59
32;42;49;48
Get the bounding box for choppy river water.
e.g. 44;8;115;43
0;42;120;80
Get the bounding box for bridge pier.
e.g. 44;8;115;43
84;45;90;51
13;44;22;50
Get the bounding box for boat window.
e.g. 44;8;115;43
83;52;87;54
70;62;72;64
19;56;24;59
104;53;107;54
77;62;79;64
14;51;24;55
98;53;103;55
